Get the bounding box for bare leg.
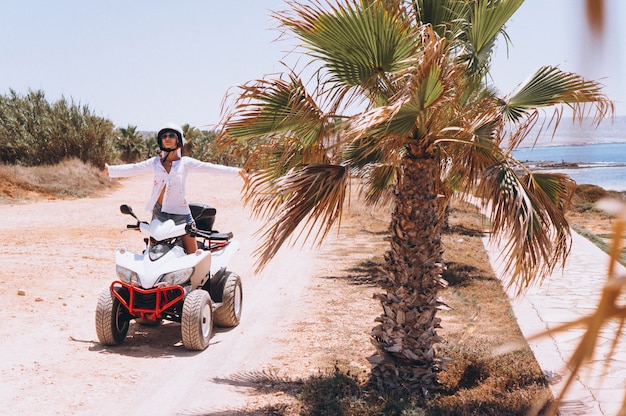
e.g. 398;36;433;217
183;235;198;254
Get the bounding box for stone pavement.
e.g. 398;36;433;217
485;231;626;416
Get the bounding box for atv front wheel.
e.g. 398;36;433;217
214;272;242;327
181;290;213;351
95;287;130;345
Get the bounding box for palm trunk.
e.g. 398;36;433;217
369;152;446;396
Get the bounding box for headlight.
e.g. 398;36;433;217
116;265;139;284
156;268;194;286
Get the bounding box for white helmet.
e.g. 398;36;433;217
157;123;185;151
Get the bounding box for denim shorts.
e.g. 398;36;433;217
152;203;194;226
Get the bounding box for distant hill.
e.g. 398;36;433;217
519;115;626;147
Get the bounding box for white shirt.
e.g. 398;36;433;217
107;156;240;215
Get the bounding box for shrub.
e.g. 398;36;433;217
187;128;245;166
574;184;609;203
0;89;117;167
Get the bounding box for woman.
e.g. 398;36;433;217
103;123;241;254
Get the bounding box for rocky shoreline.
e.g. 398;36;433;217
527;160;626;170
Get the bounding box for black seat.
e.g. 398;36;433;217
190;203;216;232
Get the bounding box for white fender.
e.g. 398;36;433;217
210;239;241;275
139;219;187;240
116;246;211;289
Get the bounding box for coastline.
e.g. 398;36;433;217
527;160;626;169
512;141;626;192
526;162;626;193
515;138;626;148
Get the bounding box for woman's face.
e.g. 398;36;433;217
160;132;178;148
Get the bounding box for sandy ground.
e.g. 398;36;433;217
0;173;383;415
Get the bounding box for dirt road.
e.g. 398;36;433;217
0;173;382;415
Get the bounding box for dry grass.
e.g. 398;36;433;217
568;184;626;265
432;201;553;415
0;158;115;202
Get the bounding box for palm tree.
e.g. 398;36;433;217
181;123;202;155
218;0;612;395
116;125;146;162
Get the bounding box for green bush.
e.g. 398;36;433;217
0;89;117;167
185;126;245;166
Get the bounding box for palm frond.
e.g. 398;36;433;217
463;0;523;70
276;0;419;96
249;164;349;271
502;109;542;151
343;134;391;168
436;106;502;191
477;163;576;294
342;23;452;145
414;0;470;41
502;65;614;123
223;74;323;143
219;74;332;176
358;162;397;205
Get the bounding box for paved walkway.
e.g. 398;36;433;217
485;232;626;416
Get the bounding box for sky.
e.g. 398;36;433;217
489;0;625;118
1;0;624;132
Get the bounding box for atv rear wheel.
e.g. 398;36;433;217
181;290;213;351
214;272;242;327
95;287;130;345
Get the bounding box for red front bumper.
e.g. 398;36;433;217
111;281;185;320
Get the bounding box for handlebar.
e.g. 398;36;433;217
119;204;233;242
126;221;148;230
185;224;212;239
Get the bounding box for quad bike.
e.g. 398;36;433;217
95;203;242;351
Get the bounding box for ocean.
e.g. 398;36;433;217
505;116;626;191
512;142;626;192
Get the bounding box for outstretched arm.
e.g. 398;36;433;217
105;158;155;178
184;157;242;175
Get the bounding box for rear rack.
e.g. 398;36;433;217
188;226;234;252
